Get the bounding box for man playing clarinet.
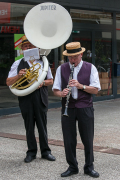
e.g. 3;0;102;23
52;42;101;178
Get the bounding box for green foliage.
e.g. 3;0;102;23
0;62;12;68
95;39;109;63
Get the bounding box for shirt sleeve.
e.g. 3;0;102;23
8;59;21;78
46;66;53;79
52;66;61;91
89;64;101;91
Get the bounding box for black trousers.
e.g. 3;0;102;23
61;107;94;172
18;89;51;157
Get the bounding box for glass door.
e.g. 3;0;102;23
95;31;112;97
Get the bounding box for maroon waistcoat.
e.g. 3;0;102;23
61;61;93;108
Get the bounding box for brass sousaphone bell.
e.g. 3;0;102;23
9;2;73;96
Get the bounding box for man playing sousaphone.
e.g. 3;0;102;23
52;42;101;178
6;35;56;163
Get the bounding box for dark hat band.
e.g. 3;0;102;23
22;39;29;44
67;48;82;54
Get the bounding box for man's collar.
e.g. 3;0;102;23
69;60;83;68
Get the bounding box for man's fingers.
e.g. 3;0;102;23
38;83;43;89
19;70;26;76
63;89;69;96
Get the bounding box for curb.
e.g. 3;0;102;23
0;102;61;116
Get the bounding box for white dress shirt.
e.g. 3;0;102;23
52;60;101;99
8;58;53;80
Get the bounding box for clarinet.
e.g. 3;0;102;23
63;63;75;117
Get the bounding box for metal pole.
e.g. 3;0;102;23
54;48;58;69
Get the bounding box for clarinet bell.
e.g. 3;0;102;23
63;107;69;117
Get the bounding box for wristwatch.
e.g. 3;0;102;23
82;85;86;90
43;80;45;86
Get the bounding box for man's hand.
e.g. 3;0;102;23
6;69;26;86
69;79;98;94
61;88;70;97
18;69;26;78
69;79;83;89
37;83;43;89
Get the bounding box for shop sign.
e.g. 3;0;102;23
0;26;20;33
14;34;24;61
0;2;11;24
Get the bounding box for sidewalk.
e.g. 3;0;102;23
0;99;120;179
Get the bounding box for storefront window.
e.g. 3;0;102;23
0;3;34;85
95;31;112;96
70;9;113;25
72;31;92;63
5;3;33;25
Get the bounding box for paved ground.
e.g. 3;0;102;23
1;99;120;179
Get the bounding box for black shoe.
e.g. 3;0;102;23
24;155;36;163
61;169;79;177
42;154;56;161
84;170;99;178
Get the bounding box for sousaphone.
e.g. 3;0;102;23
9;2;73;96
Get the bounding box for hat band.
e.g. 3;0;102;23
22;39;29;44
67;48;82;54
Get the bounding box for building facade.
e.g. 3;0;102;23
0;0;120;113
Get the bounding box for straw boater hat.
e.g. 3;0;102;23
18;35;30;49
63;42;85;56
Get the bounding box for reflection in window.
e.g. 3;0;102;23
116;15;120;63
70;9;112;25
95;32;112;96
72;31;92;63
0;2;34;25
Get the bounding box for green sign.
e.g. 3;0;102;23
72;30;80;33
14;34;24;61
